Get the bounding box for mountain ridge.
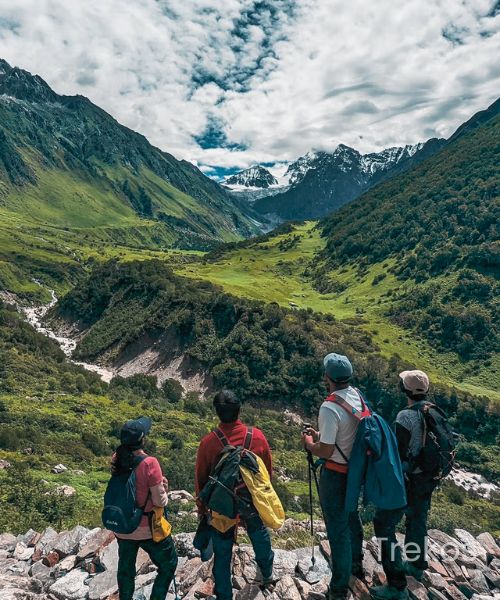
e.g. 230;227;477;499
253;138;446;220
0;58;261;247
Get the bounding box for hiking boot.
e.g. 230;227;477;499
370;585;409;600
403;562;424;581
259;575;279;592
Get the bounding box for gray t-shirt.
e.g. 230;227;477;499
319;386;363;463
395;402;426;459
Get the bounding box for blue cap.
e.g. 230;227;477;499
323;353;353;382
120;416;152;447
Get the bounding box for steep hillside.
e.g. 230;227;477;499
254;139;445;220
320;100;499;362
0;59;259;262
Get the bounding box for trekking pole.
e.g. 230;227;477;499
307;449;316;567
303;423;317;568
172;575;181;600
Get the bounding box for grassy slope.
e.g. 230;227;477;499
176;222;499;402
0;208;200;301
0;303;498;536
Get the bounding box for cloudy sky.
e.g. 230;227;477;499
1;0;499;177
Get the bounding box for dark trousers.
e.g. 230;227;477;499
117;535;178;600
211;514;274;600
373;507;406;591
405;476;433;570
319;468;364;594
374;475;434;590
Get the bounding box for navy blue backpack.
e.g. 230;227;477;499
102;455;148;534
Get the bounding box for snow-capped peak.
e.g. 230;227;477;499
224;165;278;189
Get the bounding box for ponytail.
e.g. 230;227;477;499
111;442;144;475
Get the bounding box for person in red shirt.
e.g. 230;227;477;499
112;417;178;600
195;390;275;600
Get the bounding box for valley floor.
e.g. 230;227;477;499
175;223;499;403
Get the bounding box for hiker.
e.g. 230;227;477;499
105;417;178;600
302;353;365;600
195;390;275;600
370;370;456;600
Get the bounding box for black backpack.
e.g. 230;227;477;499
411;403;457;480
102;455;148;534
198;427;257;519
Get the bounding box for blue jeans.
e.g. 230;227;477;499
211;513;274;600
319;468;364;595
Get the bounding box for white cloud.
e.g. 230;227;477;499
0;0;499;172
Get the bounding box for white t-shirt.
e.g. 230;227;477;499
319;386;363;463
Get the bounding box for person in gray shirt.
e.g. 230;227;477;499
370;370;433;600
395;370;434;579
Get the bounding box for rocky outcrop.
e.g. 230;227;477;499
0;525;499;599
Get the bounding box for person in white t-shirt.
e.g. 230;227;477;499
302;353;366;600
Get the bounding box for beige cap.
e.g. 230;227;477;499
399;370;430;394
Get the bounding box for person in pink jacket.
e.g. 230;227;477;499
112;417;178;600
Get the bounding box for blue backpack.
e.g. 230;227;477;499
330;391;407;512
102;456;148;534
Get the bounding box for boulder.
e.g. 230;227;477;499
95;538;118;571
53;526;89;558
42;551;60;568
428;587;449;600
55;554;78;575
271;548;300;578
423;571;449;591
49;568;89;600
87;568;118;600
54;485;77;497
0;459;11;469
235;584;266;600
77;529;114;561
406;576;428;600
29;560;53;586
468;569;491;595
296;547;330;584
13;542;35;561
0;533;17;552
445;585;469;600
51;463;68;474
477;533;500;561
273;574;302;600
454;530;488;564
183;577;215;599
17;529;39;547
35;527;59;554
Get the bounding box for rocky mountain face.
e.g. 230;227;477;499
254;139;446;220
1;521;499;600
223;166;286;204
0;58;260;246
225;166;278;189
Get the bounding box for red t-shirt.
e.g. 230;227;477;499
134;454;163;526
195;420;273;500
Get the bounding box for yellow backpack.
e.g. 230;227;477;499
240;453;285;530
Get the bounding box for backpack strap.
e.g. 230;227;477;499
243;427;254;450
325;389;371;465
213;428;231;449
325;389;371;421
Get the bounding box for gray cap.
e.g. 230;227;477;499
323;353;353;382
